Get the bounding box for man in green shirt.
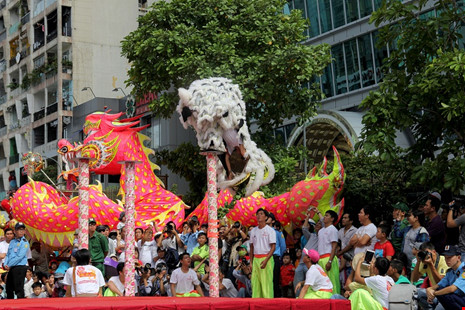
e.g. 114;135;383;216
88;218;109;276
391;202;410;253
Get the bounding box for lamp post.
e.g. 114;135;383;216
112;87;127;97
81;86;96;98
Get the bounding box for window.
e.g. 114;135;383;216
306;0;320;36
332;44;347;94
358;33;375;87
345;0;359;23
372;31;388;83
294;0;309;37
319;0;333;33
321;65;334;97
361;0;374;16
332;0;345;28
344;39;361;90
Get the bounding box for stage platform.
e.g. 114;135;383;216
0;296;351;310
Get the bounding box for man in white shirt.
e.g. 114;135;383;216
350;206;377;255
63;249;105;297
0;228;14;267
250;208;276;298
314;209;340;295
137;228;158;268
170;253;204;297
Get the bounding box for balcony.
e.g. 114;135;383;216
34;109;45;121
9;154;19;164
0;158;6;169
8;21;20;36
46;30;57;42
21;12;30;25
0;30;6;41
20;115;31;127
0;60;6;73
46;102;57;114
33;40;44;51
0;126;6;136
0;0;5;10
8;120;20;130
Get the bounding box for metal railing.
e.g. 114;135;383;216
34;109;45;121
21;12;30;24
33;40;44;51
9;154;19;164
46;102;57;114
8;21;20;35
47;30;57;42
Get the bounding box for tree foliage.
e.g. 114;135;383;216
361;0;465;193
121;0;331;131
32;164;58;187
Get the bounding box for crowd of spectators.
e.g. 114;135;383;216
0;192;464;309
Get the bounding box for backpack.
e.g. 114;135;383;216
164;247;179;271
388;283;418;310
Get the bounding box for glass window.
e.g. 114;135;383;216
284;1;292;14
345;0;358;23
344;39;361;91
319;0;333;33
373;0;382;11
274;127;286;145
372;31;388;83
306;0;321;36
321;64;334;97
332;0;345;28
332;44;347;94
358;33;375;87
294;0;309;37
360;0;373;17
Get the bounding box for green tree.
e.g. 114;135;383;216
121;0;331;131
32;164;58;186
361;0;465;193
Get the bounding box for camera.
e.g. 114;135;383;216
241;257;249;265
156;263;168;274
449;197;465;211
417;251;430;261
166;223;174;232
233;221;240;229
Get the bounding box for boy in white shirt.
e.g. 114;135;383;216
250;208;276;298
170;253;204;297
63;249;105;297
350;256;394;309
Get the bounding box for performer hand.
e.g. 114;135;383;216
260;259;268;269
325;261;332;271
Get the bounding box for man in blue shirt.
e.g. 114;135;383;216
267;212;286;297
426;245;465;310
4;222;31;299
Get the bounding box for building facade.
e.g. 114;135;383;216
0;0;153;198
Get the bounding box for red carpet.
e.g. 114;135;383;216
0;297;351;310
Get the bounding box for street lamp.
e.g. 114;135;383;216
81;86;96;98
112;87;127;97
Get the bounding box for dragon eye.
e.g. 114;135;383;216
60;146;68;153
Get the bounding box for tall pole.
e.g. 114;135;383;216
77;157;91;249
203;152;219;297
120;160;139;297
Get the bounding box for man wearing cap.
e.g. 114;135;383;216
88;218;108;277
391;202;410;253
296;248;333;299
4;222;32;299
446;199;465;263
425;245;465;309
424;192;446;253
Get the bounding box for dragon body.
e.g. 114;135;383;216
8;111;344;247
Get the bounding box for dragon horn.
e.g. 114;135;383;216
331;146;344;180
307;166;318;179
106;112;124;121
318;156;328;176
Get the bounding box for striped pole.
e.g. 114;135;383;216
120;160;139;296
204;152;219;297
77;158;90;249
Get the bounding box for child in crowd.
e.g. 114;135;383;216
280;253;295;298
387;259;410;284
294;249;302;268
29;282;48;298
374;224;395;260
191;232;209;275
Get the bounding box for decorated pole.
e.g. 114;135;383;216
119;160;139;297
203;152;220;297
76;157;91;249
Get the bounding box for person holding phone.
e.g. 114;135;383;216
349;256;394;309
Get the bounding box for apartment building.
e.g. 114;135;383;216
0;0;153;198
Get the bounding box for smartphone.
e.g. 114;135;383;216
363;250;375;265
